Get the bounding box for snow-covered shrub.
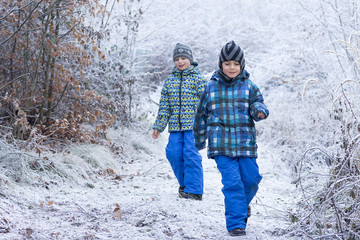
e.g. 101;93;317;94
291;80;360;239
0;138;121;188
288;1;360;238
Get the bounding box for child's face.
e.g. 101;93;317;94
222;60;241;78
174;57;191;71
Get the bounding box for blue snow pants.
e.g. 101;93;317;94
165;131;203;195
215;155;262;231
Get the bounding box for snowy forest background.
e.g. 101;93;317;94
1;0;360;239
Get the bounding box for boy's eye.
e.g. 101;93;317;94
175;57;187;62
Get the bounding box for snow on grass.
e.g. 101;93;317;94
0;124;301;239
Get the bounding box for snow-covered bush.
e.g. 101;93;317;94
0;0;116;145
287;1;360;238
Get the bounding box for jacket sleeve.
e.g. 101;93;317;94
249;83;269;122
196;75;207;97
152;80;170;132
193;87;208;150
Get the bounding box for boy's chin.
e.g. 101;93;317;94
226;75;237;78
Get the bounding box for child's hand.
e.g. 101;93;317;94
257;112;266;119
152;130;160;139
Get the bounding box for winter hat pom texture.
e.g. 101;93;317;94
218;40;245;71
173;43;194;63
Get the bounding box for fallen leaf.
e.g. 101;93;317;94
0;226;9;233
113;204;122;219
25;228;33;237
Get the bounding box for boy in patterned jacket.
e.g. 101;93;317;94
152;43;206;200
193;41;269;236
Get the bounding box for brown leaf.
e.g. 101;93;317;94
0;226;10;233
114;175;122;180
25;228;33;237
36;148;41;156
113;204;122;219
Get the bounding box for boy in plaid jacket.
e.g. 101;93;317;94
152;43;206;200
193;41;269;236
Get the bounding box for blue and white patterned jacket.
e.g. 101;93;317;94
153;62;206;132
193;69;269;159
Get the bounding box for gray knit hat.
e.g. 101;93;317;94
218;40;245;72
173;43;193;63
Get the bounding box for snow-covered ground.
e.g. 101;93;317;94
0;1;306;237
0;123;301;239
2;0;354;239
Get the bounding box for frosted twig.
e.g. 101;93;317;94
137;3;196;42
340;83;359;123
140;161;165;176
0;0;44;45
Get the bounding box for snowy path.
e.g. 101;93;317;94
0;129;300;239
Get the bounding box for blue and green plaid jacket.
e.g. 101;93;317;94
153;62;206;132
193;69;269;159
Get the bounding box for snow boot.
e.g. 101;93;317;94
229;228;246;236
179;186;185;194
179;191;202;201
245;206;251;224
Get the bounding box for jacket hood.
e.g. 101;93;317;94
172;62;201;75
210;69;250;86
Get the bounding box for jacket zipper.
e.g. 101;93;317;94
232;85;237;155
179;71;183;131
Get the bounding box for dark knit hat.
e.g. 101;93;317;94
173;43;193;63
218;40;245;72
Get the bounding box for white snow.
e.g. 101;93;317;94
0;125;300;239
